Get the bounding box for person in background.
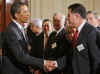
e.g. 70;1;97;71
27;19;44;74
0;32;3;73
0;32;2;59
29;18;53;74
64;17;67;29
65;25;76;45
87;11;100;29
44;13;69;74
27;18;43;58
97;15;100;28
42;19;53;49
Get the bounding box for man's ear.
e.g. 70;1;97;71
15;13;18;19
75;13;80;18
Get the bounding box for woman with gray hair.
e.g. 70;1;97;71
29;19;42;36
27;18;44;74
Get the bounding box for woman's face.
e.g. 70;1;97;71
42;21;51;33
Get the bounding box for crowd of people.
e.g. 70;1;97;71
1;1;100;74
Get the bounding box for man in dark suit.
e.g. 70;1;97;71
27;19;43;58
27;19;45;74
0;32;3;73
2;2;52;74
0;32;2;61
65;3;100;74
87;11;100;30
44;13;69;74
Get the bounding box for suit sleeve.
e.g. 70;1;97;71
5;28;44;69
96;29;100;49
0;32;3;48
56;53;73;72
87;29;100;74
56;56;66;70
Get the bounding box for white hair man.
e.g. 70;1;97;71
44;12;67;74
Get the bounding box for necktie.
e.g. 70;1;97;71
73;30;78;48
44;33;48;48
24;29;28;41
53;31;57;37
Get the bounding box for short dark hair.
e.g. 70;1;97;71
43;19;50;24
10;2;27;19
68;3;86;19
87;11;98;19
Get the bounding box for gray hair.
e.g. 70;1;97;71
53;12;65;26
30;18;42;32
30;18;42;28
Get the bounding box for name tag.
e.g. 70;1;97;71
51;42;57;48
76;44;85;52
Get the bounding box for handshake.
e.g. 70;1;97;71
44;60;58;72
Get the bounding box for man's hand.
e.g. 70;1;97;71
44;60;57;72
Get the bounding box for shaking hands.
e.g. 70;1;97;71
44;60;57;72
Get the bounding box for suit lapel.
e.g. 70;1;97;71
76;23;89;47
11;21;27;42
56;28;65;37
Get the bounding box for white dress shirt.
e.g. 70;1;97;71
55;25;64;36
13;19;26;40
77;20;86;35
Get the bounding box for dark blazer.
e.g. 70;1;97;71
72;22;100;74
0;32;3;73
2;21;43;74
27;29;44;58
0;32;3;48
45;28;69;74
45;29;68;60
97;26;100;30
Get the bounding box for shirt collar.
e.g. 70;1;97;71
12;19;24;31
77;20;86;34
56;25;64;34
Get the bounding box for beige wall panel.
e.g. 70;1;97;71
30;0;97;19
94;0;100;14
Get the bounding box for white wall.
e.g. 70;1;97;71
30;0;66;19
29;0;100;19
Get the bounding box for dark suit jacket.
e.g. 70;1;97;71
97;26;100;30
72;22;100;74
0;32;4;73
45;29;68;60
2;21;43;74
44;28;69;74
27;29;44;58
0;32;3;48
